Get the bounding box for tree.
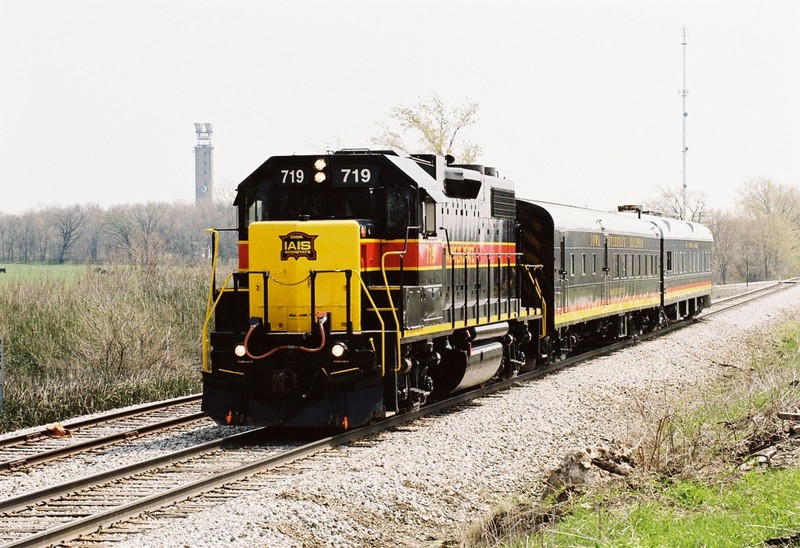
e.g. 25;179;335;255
103;203;169;269
706;209;738;284
738;178;800;280
54;206;87;264
644;185;708;222
372;93;483;163
738;177;800;225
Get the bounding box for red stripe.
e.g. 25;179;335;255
239;242;249;270
361;240;517;270
555;292;661;314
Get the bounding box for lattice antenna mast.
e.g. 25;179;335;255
680;28;689;220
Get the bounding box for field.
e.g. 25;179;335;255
0;263;206;432
0;263;89;283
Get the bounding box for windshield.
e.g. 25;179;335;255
266;188;377;220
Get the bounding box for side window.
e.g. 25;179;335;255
592;253;597;275
666;251;673;272
385;187;412;237
570;254;575;276
582;254;586;276
423;198;437;236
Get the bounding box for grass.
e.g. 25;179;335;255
466;322;800;547
0;264;207;431
0;263;88;284
524;470;800;546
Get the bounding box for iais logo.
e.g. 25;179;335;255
279;231;318;261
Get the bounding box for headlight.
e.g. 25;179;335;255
314;158;327;171
314;172;327;183
331;343;347;358
234;344;247;357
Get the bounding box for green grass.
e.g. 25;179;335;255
524;470;800;546
0;263;88;284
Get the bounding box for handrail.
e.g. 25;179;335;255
380;226;419;373
523;264;547;337
204;228;220;315
440;225;526;326
381;250;405;373
356;273;386;377
309;269;353;335
202;228;221;374
201;271;235;373
201;268;386;376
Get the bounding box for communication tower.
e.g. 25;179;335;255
194;123;214;204
680;28;688;220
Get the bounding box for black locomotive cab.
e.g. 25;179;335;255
235;151;425;241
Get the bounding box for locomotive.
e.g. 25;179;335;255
201;149;713;429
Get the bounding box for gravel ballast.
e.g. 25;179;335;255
6;285;800;546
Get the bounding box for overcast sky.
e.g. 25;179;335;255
2;1;799;215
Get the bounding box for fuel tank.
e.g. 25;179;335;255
430;341;504;396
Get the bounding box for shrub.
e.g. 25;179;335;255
0;265;207;431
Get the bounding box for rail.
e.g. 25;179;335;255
11;277;779;545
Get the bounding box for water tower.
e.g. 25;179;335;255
194;123;214;204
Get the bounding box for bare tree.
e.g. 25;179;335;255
372;93;483;163
0;215;9;262
53;206;87;264
706;210;737;284
644;185;708;222
78;205;106;264
103;207;134;261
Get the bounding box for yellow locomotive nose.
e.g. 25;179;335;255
247;220;362;333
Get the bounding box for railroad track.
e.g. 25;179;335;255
706;278;798;316
0;281;794;546
0;395;208;471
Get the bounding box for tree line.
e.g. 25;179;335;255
0;200;238;268
1;174;797;286
646;177;800;284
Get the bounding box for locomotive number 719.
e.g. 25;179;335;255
339;168;372;184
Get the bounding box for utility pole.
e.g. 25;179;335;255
680;28;689;221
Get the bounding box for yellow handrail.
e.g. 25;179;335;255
356;273;386;377
380;250;405;372
202;271;235;373
202;268;386;377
